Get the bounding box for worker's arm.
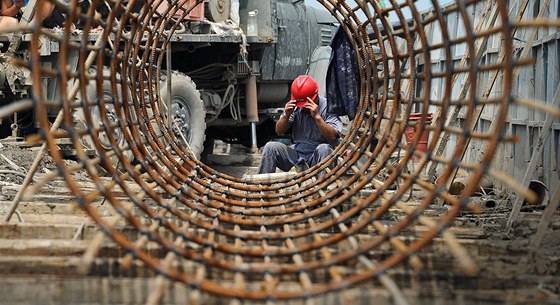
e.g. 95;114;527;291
1;0;23;17
276;100;296;135
306;97;339;142
313;116;339;142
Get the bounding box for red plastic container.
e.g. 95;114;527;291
404;112;433;156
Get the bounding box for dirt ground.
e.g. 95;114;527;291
0;141;57;186
1;139;559;303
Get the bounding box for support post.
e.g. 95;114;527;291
246;74;259;153
166;43;173;130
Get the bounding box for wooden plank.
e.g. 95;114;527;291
0;239;90;257
529;181;560;250
0;223;87;240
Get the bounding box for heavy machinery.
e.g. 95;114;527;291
0;0;338;159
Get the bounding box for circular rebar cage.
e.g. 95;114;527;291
5;0;559;302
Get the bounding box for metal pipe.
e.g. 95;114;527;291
246;74;258;153
523;180;548;206
245;74;259;123
0;99;33;121
166;43;173;130
250;121;257;153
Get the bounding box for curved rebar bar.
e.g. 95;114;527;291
2;0;558;301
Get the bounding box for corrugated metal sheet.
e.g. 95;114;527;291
399;0;560;190
261;1;310;80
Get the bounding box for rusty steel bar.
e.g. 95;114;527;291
2;0;559;302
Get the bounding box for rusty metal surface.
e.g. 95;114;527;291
2;0;559;302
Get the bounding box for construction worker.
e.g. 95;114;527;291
258;75;342;174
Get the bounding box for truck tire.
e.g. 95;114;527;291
160;72;206;159
73;71;134;169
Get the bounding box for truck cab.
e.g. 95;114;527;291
163;0;338;156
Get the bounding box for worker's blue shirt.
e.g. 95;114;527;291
287;96;343;155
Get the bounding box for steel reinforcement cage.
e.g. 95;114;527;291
0;0;559;302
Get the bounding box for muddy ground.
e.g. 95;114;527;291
0;142;56;187
0;139;559;303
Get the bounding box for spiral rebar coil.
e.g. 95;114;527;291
6;0;559;302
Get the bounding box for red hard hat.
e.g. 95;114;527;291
291;75;319;107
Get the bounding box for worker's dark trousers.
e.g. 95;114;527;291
257;142;333;174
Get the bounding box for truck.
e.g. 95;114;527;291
0;0;339;160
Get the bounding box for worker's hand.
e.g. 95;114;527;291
305;97;320;120
14;0;23;8
283;100;296;117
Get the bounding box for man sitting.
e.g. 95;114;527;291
258;75;342;174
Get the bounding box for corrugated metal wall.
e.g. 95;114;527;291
402;0;560;190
